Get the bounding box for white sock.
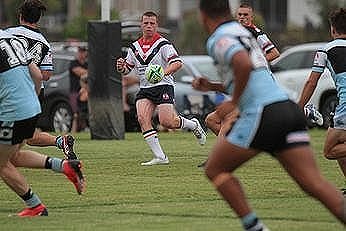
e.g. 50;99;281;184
180;116;197;130
143;129;167;160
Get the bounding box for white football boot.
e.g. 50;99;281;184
191;118;207;145
141;157;169;166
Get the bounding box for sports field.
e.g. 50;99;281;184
0;129;344;230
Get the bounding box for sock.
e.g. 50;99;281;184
55;136;63;149
241;212;265;231
143;129;166;160
45;157;64;173
20;188;42;208
179;116;197;130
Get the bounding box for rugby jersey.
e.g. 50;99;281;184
312;38;346;115
0;29;41;120
206;21;287;110
125;33;182;88
245;25;276;55
5;25;53;72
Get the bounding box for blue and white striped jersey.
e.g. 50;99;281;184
5;25;53;72
312;38;346;115
0;29;41;121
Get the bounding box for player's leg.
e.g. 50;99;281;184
277;145;346;224
205;111;221;135
205;138;264;230
137;98;168;165
157;103;207;145
324;127;346;159
0;118;47;217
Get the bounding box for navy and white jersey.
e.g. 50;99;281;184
312;38;346;116
206;21;287;111
125;33;182;88
5;25;53;72
0;30;41;121
245;25;276;55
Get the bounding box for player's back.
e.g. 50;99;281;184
5;25;52;72
206;21;288;110
0;30;41;121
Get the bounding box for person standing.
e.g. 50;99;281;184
116;11;206;166
69;46;88;132
5;0;79;159
198;0;346;230
298;8;346;187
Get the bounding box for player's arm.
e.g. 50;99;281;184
192;77;225;92
28;63;43;94
216;50;252;120
265;47;280;62
298;71;322;108
164;60;182;76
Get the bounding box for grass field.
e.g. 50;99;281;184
0;129;344;230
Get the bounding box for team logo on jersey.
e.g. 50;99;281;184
162;93;169;100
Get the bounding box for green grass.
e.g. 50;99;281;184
0;129;344;230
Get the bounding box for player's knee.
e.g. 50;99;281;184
206;170;233;189
159;118;173;129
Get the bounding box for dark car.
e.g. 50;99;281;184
36;46;76;132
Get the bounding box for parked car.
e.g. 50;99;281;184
270;42;337;128
36;46;76;132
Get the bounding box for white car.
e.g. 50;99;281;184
271;42;337;128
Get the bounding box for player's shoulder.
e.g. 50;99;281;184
0;29;15;39
6;25;50;48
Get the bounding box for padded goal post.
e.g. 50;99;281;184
87;21;124;139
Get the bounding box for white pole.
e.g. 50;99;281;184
101;0;110;21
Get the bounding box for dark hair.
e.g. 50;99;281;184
329;8;346;34
18;0;46;24
141;11;158;21
239;3;253;10
199;0;230;19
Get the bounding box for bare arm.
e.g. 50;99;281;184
229;50;253;105
265;47;280;62
164;61;182;76
298;71;322;108
28;63;42;95
192;77;225;92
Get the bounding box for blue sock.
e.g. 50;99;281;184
241;212;263;231
56;136;63;149
49;157;64;173
20;189;42;208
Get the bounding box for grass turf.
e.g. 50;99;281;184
0;129;344;230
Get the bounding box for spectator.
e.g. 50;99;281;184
69;46;88;132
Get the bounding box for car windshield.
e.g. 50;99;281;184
272;50;315;72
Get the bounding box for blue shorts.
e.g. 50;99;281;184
225;100;310;154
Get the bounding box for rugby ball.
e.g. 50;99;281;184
145;64;164;84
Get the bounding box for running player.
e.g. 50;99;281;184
298;8;346;187
198;1;346;230
116;11;206;166
5;0;78;159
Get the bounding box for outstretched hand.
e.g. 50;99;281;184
192;77;212;92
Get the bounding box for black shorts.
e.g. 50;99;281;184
0;115;38;145
135;85;174;105
249;100;310;154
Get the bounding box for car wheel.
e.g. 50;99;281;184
50;102;73;133
320;94;338;129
